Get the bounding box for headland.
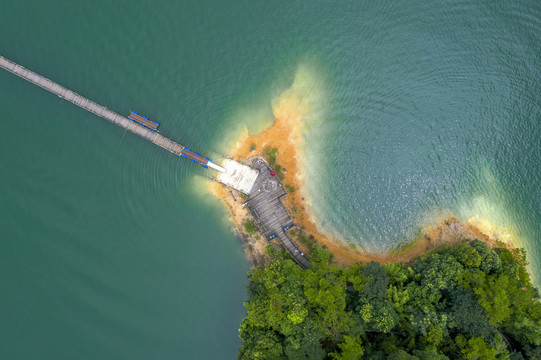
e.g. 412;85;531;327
210;72;516;268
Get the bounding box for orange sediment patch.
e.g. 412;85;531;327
210;68;513;266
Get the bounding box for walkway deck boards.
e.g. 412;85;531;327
247;159;311;268
0;56;214;166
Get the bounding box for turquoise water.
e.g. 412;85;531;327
299;1;541;279
1;1;540;358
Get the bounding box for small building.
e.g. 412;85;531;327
217;159;259;195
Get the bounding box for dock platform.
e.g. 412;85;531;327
246;159;310;268
128;111;159;131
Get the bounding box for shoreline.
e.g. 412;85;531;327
210;115;514;267
210;74;516;267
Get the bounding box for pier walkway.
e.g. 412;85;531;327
1;55;310;268
246;159;311;268
0;56;225;173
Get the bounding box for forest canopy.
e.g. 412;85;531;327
238;240;541;359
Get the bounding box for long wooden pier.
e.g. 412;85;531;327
0;56;225;173
1;55;310;268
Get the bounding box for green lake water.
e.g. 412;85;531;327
1;1;540;358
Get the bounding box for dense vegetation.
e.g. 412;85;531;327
238;240;541;359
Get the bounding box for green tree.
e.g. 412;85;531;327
388;349;419;359
412;349;449;360
523;345;541;359
455;335;498;360
387;284;410;315
473;274;513;326
361;262;389;300
386;262;415;287
470;240;502;274
304;268;352;340
285;341;325;360
451;243;482;268
504;313;541;346
237;330;285;360
449;287;491;337
510;248;531;285
344;264;368;293
283;320;326;360
238;241;540;360
509;352;525;360
415;253;464;292
409;307;440;337
309;243;332;266
426;324;445;347
330;335;364;360
241;247;307;334
405;281;441;312
358;299;399;333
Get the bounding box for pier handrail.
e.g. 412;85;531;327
0;55;225;172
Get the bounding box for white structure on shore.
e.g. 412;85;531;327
217;159;259;195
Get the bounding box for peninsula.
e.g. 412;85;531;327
3;54;537;359
211;68;513;269
226;71;540;360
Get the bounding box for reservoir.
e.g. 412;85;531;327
0;1;539;359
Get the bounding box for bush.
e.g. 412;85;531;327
244;220;257;234
268;147;278;158
265;147;278;166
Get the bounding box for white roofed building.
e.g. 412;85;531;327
216;159;259;195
